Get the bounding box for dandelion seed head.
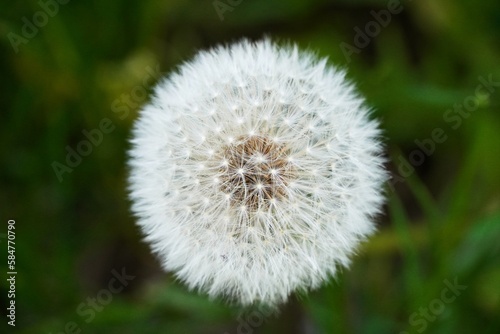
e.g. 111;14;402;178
128;39;387;307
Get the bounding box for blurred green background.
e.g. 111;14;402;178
1;0;500;333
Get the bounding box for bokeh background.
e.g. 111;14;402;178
1;0;500;333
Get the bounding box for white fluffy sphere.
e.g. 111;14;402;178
128;39;386;307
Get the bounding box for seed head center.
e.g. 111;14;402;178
218;135;294;210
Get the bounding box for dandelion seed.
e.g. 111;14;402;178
128;39;387;307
